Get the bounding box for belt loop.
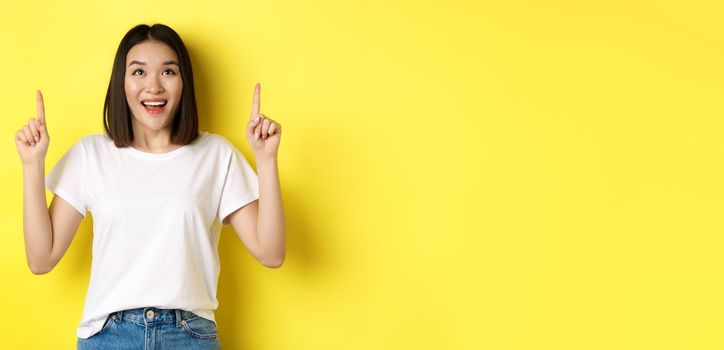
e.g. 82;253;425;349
175;309;182;327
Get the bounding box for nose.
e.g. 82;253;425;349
145;75;164;94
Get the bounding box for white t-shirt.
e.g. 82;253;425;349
45;131;259;339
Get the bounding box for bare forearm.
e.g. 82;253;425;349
255;156;286;265
22;161;52;272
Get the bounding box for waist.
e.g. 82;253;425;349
112;307;203;325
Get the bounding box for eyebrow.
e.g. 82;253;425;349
128;60;179;67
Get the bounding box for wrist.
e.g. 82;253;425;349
255;154;278;166
22;159;45;170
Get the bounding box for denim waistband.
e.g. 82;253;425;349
109;307;203;328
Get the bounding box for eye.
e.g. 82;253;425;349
163;69;177;75
132;69;144;76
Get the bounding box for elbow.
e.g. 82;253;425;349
261;255;285;269
27;256;54;275
28;262;52;275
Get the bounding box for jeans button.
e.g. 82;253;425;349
146;310;155;319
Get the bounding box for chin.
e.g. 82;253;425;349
145;119;171;131
132;113;172;132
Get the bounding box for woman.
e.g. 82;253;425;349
15;23;286;349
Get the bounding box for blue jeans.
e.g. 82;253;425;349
77;307;221;350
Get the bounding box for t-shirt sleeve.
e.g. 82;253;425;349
218;146;260;225
45;140;88;218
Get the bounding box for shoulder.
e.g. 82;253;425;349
77;133;112;146
198;132;254;165
71;133;114;152
57;134;104;153
201;131;233;147
199;131;241;153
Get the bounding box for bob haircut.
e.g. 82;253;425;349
104;23;198;147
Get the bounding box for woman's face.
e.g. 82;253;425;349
124;40;183;135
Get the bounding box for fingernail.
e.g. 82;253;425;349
255;134;259;140
254;116;260;122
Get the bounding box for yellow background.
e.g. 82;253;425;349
1;0;723;348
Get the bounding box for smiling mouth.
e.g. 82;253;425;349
141;100;168;115
141;100;168;107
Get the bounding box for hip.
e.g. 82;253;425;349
77;307;220;350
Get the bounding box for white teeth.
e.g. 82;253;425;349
142;101;167;107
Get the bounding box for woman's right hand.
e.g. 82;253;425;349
15;90;50;165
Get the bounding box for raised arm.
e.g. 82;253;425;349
16;90;84;274
227;83;286;268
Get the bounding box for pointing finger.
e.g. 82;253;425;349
36;90;46;124
250;82;260;120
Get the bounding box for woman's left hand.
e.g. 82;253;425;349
246;83;281;160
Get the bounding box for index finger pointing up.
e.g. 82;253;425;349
251;82;260;120
36;90;46;124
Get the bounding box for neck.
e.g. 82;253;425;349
130;121;178;153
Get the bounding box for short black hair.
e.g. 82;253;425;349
103;23;198;147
